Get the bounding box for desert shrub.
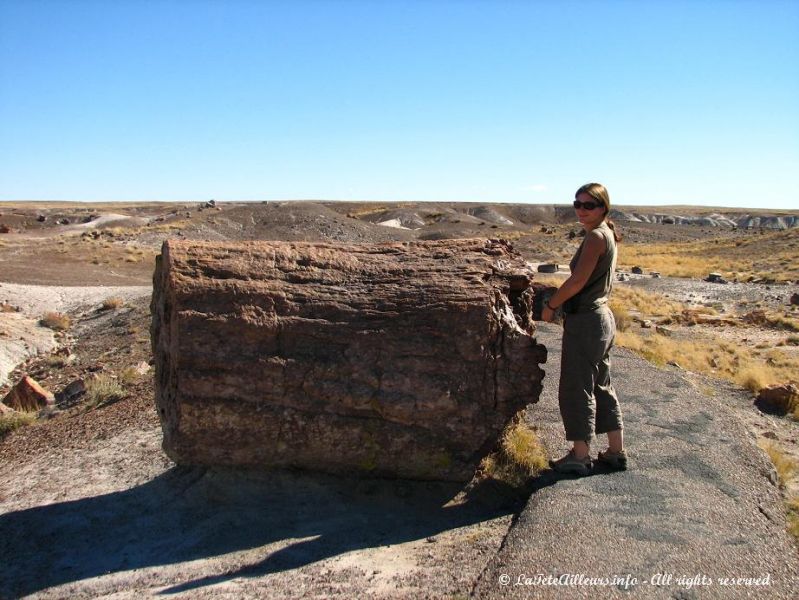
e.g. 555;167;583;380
0;411;37;439
119;365;145;385
737;366;772;394
101;296;125;310
479;419;547;487
46;354;68;368
40;311;71;331
85;374;125;407
502;421;548;473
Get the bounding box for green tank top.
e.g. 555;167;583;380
564;221;617;313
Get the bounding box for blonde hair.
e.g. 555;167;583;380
575;182;621;242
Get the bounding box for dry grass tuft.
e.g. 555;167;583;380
758;442;799;541
609;299;633;332
479;419;548;487
119;365;144;385
533;274;565;287
0;410;37;439
501;420;549;474
39;311;71;331
101;296;125;310
780;335;799;346
45;354;68;368
759;442;798;487
737;366;772;394
85;374;126;408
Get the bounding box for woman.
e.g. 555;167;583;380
541;183;626;475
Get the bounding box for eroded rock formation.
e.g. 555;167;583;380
151;239;547;481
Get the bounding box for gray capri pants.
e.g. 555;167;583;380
558;306;624;442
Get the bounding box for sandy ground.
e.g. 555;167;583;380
0;312;57;388
1;417;516;599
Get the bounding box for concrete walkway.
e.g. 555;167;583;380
474;322;799;599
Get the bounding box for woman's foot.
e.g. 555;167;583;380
596;448;628;471
550;450;592;476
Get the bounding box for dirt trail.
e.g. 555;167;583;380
476;323;799;599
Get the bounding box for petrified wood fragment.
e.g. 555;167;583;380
151;239;546;481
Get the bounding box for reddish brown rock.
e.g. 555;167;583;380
151;239;547;481
2;375;55;412
755;383;799;415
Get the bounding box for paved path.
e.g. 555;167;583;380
474;322;799;599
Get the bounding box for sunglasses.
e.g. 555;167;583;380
573;199;604;210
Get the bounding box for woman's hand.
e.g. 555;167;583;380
542;304;555;323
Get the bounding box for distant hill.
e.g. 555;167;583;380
609;210;799;229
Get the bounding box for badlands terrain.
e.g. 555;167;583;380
1;199;798;598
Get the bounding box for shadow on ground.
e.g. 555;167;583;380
1;465;527;597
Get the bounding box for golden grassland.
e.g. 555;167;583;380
5;233;159;269
605;285;799;405
615;328;799;405
535;276;798;400
610;285;685;317
618;228;799;282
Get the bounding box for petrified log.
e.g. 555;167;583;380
151;239;547;481
2;375;55;412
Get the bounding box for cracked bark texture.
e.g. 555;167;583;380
151;239;547;481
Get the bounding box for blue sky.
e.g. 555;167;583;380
1;0;797;208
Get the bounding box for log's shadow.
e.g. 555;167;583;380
1;466;523;598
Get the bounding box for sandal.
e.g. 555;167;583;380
550;450;592;476
597;449;628;471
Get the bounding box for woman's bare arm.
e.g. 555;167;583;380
541;230;606;320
